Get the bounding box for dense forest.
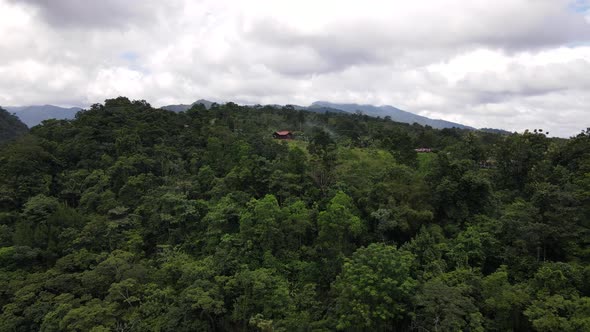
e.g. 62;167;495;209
0;97;589;331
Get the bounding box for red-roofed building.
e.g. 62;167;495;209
273;130;294;139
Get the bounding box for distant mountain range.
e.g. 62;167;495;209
172;100;472;130
160;99;215;113
4;105;82;127
159;100;472;130
2;99;507;132
308;101;473;130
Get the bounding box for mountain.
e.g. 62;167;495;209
162;100;346;114
480;128;513;135
4;105;82;127
161;99;215;112
301;105;348;114
263;104;347;114
309;101;473;130
4;100;504;133
161;103;192;113
0;106;28;143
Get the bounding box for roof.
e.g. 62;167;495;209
275;131;292;136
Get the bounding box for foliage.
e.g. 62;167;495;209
332;243;417;330
0;97;588;331
0;106;28;144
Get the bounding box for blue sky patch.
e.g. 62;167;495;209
569;0;590;13
120;51;139;62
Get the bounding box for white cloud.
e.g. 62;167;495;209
0;0;589;136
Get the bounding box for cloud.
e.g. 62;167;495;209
7;0;166;29
0;0;589;137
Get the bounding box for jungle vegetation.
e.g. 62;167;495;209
0;97;589;331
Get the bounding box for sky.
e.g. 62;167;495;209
0;0;589;137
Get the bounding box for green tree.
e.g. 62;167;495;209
227;268;294;330
413;270;484;332
239;195;283;255
480;266;529;331
332;243;417;330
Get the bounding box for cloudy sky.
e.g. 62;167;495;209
1;0;589;136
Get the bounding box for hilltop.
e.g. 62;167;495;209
4;99;502;133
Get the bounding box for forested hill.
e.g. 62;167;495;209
0;106;28;144
3;101;494;132
0;97;589;331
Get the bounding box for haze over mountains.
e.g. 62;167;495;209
4;105;82;127
308;101;472;130
160;99;215;113
1;0;588;140
3;100;498;131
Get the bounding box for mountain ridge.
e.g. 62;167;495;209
4;105;82;127
160;99;215;112
3;100;504;132
309;101;473;130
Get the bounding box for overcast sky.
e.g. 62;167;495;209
1;0;589;136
